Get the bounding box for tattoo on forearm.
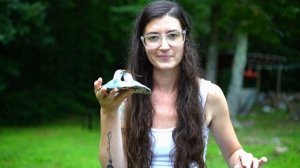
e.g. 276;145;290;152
107;131;114;168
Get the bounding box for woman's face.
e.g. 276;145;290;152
142;15;184;71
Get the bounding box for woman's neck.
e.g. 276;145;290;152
152;68;180;93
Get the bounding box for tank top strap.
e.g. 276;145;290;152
199;78;213;109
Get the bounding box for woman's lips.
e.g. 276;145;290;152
157;55;172;61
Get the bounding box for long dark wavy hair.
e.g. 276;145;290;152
125;1;206;167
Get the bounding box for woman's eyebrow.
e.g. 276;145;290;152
144;31;160;35
144;29;180;35
166;29;180;33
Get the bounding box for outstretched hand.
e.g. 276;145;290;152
233;149;267;168
94;77;133;112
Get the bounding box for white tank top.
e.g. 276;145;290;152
150;79;213;168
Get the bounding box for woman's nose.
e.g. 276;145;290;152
159;36;170;49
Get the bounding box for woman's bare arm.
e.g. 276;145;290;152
205;83;267;168
94;77;132;168
99;109;127;168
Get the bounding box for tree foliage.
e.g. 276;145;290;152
0;0;299;125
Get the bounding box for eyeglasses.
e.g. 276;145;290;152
140;30;186;49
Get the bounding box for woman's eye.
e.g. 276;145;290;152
147;35;160;42
167;33;179;40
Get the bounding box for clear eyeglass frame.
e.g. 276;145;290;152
140;30;187;49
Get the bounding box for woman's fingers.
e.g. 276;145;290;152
94;77;135;112
252;158;259;168
258;157;267;168
233;162;242;168
109;88;119;96
238;151;267;168
233;149;268;168
99;87;108;98
94;77;111;101
94;77;103;94
240;152;253;168
107;88;133;102
115;89;134;102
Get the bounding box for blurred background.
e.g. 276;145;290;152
0;0;299;167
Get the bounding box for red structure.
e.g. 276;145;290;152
244;65;257;79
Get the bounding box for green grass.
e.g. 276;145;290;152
0;110;299;168
0;121;100;168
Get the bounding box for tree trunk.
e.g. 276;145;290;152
227;33;248;121
205;4;220;83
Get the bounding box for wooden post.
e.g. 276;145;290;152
276;64;283;106
256;64;261;94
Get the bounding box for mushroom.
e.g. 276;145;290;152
102;69;151;95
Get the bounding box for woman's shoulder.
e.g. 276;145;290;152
198;78;226;108
199;78;229;127
199;78;224;97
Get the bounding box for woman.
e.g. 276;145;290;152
94;1;267;168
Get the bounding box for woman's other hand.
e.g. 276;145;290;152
233;149;267;168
